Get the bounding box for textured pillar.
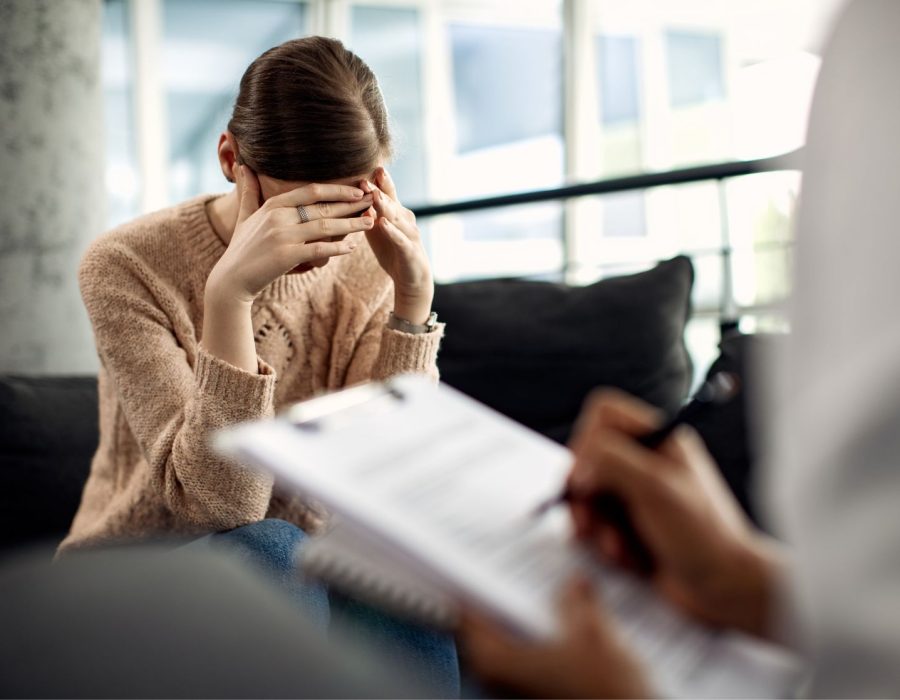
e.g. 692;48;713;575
0;0;104;373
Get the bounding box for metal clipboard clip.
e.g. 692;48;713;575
287;380;406;432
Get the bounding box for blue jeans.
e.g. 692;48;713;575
191;519;460;698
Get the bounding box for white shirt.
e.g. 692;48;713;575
765;0;900;694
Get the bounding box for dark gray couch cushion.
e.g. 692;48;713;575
433;256;694;443
0;375;97;551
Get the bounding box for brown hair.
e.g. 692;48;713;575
227;36;392;182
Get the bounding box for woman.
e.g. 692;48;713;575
59;36;455;694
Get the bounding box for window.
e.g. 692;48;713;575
451;25;562;154
596;35;641;126
101;0;827;381
602;192;646;238
162;0;309;203
445;17;564;201
421;2;566;281
665;31;725;108
102;0;139;226
348;6;427;205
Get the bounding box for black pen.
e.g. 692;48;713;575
530;371;741;573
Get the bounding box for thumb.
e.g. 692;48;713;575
236;164;261;224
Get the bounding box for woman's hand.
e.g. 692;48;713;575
362;167;434;325
567;390;785;640
206;164;374;305
460;577;653;699
201;165;374;372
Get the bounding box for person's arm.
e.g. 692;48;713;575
344;167;444;385
341;293;444;386
79;241;278;530
364;167;434;326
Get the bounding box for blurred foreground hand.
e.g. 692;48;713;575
460;577;652;699
460;389;788;699
567;389;784;640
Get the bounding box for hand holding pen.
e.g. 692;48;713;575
461;376;784;697
532;372;741;575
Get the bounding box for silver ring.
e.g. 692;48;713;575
297;204;311;224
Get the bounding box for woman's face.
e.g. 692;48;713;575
256;168;380;273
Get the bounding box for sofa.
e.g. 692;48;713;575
0;255;762;556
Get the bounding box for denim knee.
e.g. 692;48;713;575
216;518;308;573
208;518;330;629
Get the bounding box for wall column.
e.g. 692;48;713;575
0;0;104;373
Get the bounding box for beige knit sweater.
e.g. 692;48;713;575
59;194;444;553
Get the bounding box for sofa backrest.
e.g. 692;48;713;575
0;375;98;552
0;256;697;553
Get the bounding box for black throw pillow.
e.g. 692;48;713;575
433;256;694;444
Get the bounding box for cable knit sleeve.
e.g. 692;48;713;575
79;240;276;531
344;293;445;386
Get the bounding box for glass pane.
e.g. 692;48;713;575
102;0;139;227
665;31;725;108
731;247;793;309
348;6;427;205
162;0;308;203
602;191;646;238
570;182;724;285
450;24;562;154
597;35;641;126
657;182;723;252
587;2;824;173
724;171;799;310
691;252;724;313
725;171;801;247
446;10;564;244
428;202;564;282
739;314;790;335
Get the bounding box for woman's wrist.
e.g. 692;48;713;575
205;264;255;307
202;282;258;373
393;287;434;326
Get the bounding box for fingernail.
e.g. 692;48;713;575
352;188;364;198
363;218;374;227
